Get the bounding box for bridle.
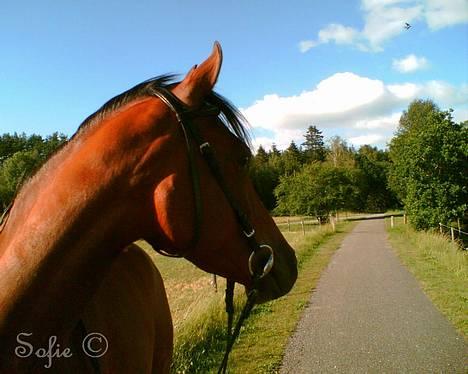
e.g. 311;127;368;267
150;86;275;373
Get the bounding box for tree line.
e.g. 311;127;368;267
249;99;467;230
0;132;68;209
0;99;466;231
249;127;398;222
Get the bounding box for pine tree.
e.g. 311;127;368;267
303;125;326;162
269;143;281;157
282;141;303;175
254;145;269;164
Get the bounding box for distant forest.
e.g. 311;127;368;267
1;99;466;231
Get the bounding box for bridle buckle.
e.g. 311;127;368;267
243;228;255;238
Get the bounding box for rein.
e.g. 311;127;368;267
150;87;274;373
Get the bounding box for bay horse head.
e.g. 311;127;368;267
0;42;297;371
139;43;297;303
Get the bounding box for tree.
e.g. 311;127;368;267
0;133;30;165
354;146;397;212
327;136;355;168
254;145;269;164
269;143;281;158
281;141;303;175
0;149;41;208
389;100;468;229
249;146;279;210
303;125;326;162
274;163;357;221
0;132;68;209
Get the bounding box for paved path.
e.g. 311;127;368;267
280;219;467;373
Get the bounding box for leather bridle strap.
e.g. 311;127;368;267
149;87;208;256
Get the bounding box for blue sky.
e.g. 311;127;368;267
1;0;467;150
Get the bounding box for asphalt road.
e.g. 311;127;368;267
280;219;467;373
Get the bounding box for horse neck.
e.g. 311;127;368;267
0;98;168;360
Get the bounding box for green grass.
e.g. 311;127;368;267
140;221;354;373
387;220;468;338
222;222;355;374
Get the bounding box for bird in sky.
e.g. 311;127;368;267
404;22;411;30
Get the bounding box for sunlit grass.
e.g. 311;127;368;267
387;221;468;338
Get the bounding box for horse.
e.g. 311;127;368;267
0;42;297;372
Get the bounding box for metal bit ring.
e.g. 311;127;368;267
248;244;274;278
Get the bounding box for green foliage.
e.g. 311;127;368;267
354;145;398;212
326;135;355;168
249;128;396;214
249;162;280;211
389;100;468;230
303;125;326;162
0;149;41;207
0;132;68;208
274;163;358;220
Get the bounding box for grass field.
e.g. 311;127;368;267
387;217;468;338
138;220;354;373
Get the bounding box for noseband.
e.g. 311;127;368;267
150;87;274;373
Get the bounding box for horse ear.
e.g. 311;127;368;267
172;41;223;107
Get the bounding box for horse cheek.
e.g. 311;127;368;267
152;175;193;249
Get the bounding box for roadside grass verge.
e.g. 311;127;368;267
140;221;354;373
222;222;355;374
387;220;467;338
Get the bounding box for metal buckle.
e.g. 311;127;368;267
248;244;274;278
243;228;255;238
200;142;210;152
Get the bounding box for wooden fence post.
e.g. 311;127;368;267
287;217;290;232
403;214;407;224
330;216;336;232
301;219;305;236
439;223;443;234
451;227;455;242
391;216;394;228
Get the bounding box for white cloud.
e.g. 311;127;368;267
361;1;423;51
425;0;468;30
453;107;468;124
318;24;359;45
387;82;419;98
243;72;468;149
349;134;385;146
354;112;402;129
298;40;318;53
252;129;305;152
299;0;468;53
243;73;387;131
393;54;429;72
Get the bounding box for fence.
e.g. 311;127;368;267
439;223;468;250
388;214;467;250
275;216;338;235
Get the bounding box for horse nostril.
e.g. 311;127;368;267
248;244;274;278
